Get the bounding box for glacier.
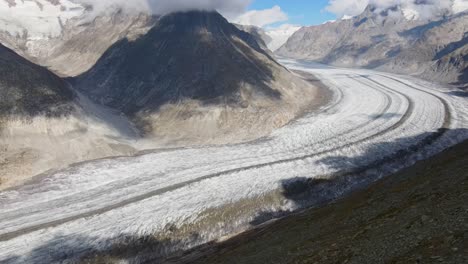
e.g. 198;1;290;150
0;59;467;262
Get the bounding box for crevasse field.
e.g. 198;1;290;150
1;59;468;262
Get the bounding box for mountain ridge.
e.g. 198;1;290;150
277;6;468;87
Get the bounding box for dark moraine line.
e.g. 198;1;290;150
294;74;395;151
377;74;451;128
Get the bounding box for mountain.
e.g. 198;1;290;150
0;43;137;189
0;0;156;77
277;5;468;87
0;43;74;120
74;11;317;142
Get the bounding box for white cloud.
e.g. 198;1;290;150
326;0;369;18
234;5;288;27
453;0;468;13
75;0;252;18
325;0;468;19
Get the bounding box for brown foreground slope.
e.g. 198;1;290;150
173;140;468;264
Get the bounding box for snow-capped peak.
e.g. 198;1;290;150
0;0;84;39
265;24;301;51
363;1;468;21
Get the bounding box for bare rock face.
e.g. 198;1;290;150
277;5;468;87
75;11;318;142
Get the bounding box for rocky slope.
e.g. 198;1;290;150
277;5;468;87
0;43;74;119
75;11;318;143
0;43;138;189
234;24;272;52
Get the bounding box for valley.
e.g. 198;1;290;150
1;59;467;263
0;1;467;263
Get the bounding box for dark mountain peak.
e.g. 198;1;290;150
150;10;255;45
75;9;279;116
159;10;227;29
147;10;264;53
362;4;402;17
0;43;74;118
73;7;316;139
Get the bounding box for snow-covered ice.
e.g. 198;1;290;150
0;0;84;39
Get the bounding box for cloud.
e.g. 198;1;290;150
148;0;251;16
453;0;468;13
74;1;292;28
233;5;288;27
75;0;252;18
325;0;369;18
325;0;468;19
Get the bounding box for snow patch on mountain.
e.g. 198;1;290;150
265;24;301;51
0;0;84;39
326;0;468;20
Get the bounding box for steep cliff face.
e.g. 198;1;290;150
277;5;468;87
75;11;318;141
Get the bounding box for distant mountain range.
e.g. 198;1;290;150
277;5;468;88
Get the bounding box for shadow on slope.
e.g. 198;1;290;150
248;128;468;227
399;19;445;39
433;35;468;61
185;137;468;264
4;232;201;264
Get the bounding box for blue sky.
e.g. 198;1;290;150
248;0;337;26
